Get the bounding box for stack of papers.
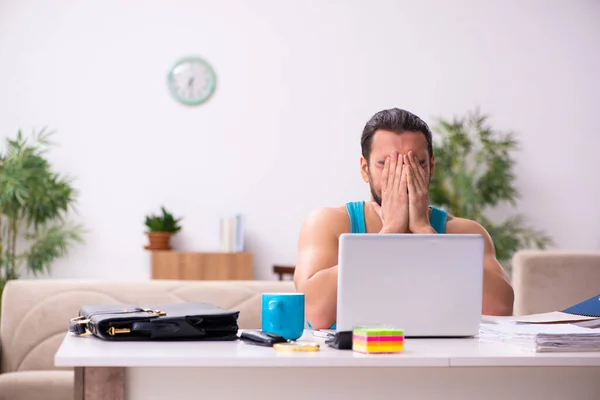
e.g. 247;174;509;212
479;320;600;352
482;312;599;325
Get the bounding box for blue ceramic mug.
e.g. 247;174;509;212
261;293;305;341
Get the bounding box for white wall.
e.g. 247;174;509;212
1;0;599;281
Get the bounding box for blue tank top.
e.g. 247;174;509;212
345;201;448;234
307;201;449;330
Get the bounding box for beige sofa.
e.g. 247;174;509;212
0;279;295;400
511;250;600;315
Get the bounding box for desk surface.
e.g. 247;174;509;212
54;330;600;368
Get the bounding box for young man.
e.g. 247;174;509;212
293;108;514;330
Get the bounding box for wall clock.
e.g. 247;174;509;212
167;56;216;106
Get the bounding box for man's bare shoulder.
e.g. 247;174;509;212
295;206;350;284
300;206;350;238
446;215;496;252
446;214;488;235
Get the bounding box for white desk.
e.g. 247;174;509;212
55;330;600;400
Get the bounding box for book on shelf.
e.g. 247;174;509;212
220;214;245;252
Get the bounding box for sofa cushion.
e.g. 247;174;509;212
0;279;296;374
0;370;73;400
512;250;600;315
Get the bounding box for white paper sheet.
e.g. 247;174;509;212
482;311;598;325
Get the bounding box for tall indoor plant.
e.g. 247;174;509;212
429;109;552;272
0;129;84;312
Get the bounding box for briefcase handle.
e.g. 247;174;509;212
69;308;166;337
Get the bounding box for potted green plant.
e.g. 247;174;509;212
144;206;182;250
0;128;84;314
429;108;553;275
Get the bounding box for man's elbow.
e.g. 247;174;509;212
483;302;513;316
299;289;334;329
296;282;334;329
482;261;515;316
305;303;336;330
483;287;515;316
306;314;334;330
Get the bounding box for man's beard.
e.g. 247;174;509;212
368;170;382;206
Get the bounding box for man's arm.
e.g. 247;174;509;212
293;208;345;330
449;218;514;316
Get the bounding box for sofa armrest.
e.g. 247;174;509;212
512;250;600;316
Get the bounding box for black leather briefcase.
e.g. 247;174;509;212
68;302;240;341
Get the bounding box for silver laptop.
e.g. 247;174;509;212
336;233;484;337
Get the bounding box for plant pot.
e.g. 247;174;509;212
144;232;172;251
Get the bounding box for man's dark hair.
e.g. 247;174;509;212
361;108;433;161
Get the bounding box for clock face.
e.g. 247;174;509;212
167;57;216;105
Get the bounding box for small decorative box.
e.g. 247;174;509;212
352;325;404;354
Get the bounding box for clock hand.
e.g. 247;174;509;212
187;77;195;98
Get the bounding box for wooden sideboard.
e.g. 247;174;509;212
150;251;253;280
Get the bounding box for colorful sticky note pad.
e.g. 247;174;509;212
352;326;404;354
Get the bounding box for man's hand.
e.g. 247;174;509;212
405;152;435;234
372;151;409;234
